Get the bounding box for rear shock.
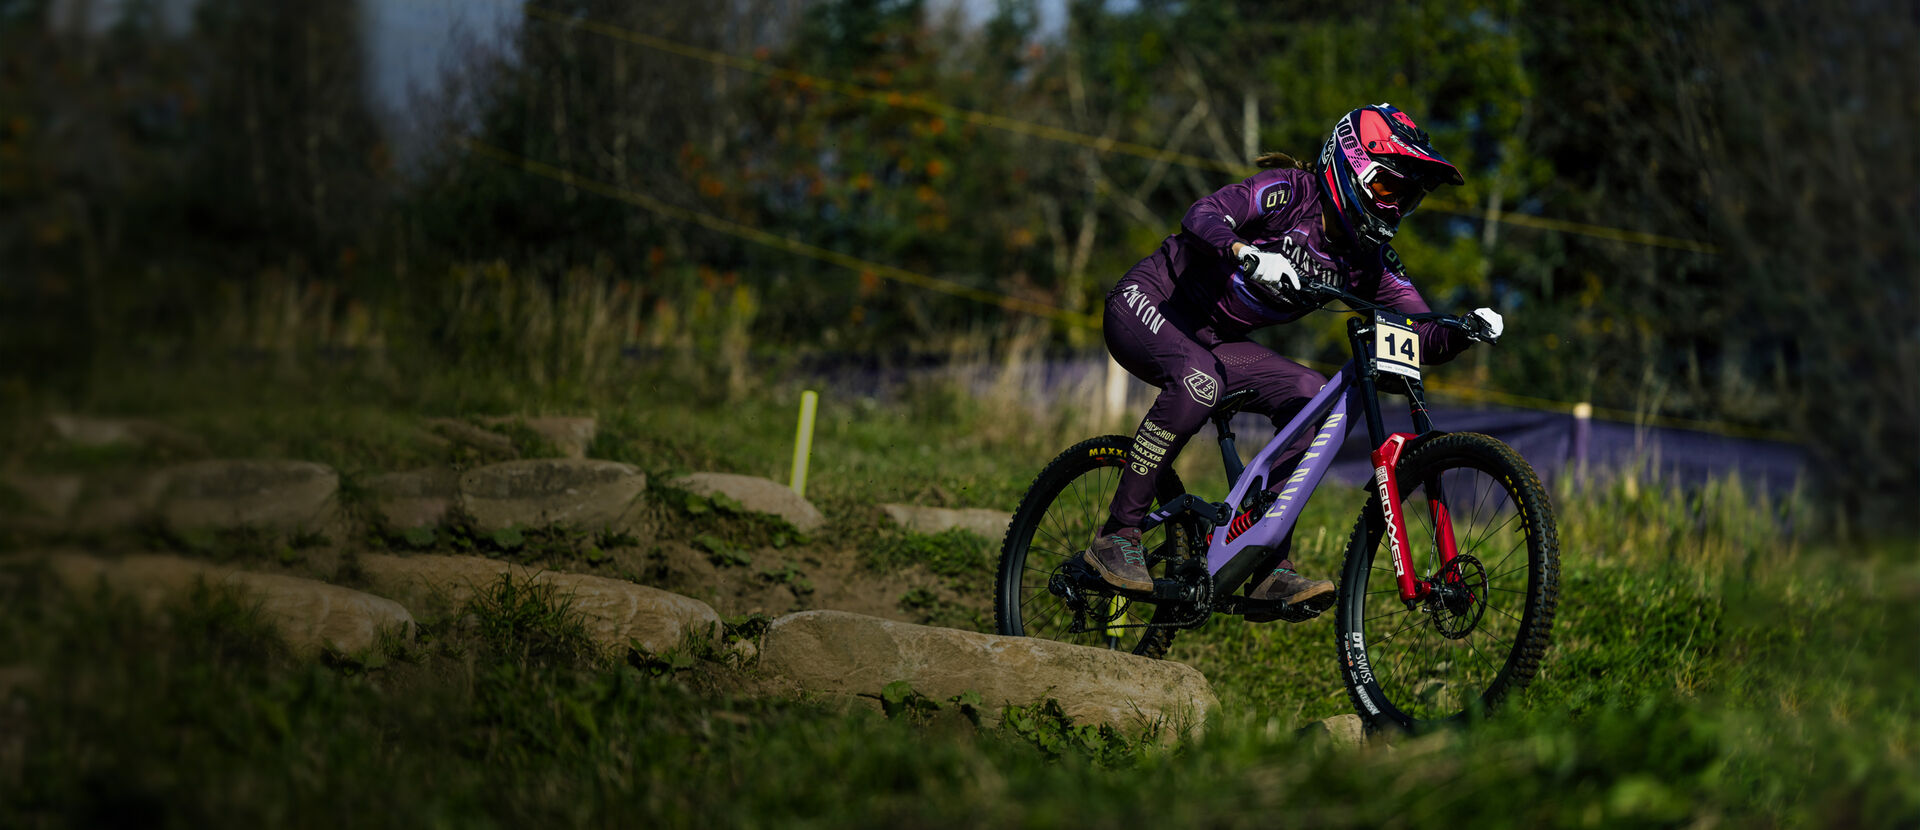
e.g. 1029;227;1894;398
1223;488;1278;544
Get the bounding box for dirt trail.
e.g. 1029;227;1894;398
618;539;985;630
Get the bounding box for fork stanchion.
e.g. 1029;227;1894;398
790;390;819;497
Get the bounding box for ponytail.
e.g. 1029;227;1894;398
1253;151;1305;170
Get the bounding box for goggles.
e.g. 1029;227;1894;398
1358;162;1428;213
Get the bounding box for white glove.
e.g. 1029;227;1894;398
1470;307;1504;343
1239;249;1303;295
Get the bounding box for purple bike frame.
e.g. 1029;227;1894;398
1204;360;1362;577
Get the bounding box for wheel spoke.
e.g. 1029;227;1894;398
1032;521;1074;554
1489;563;1530;584
1025;598;1070;635
1466;507;1517;557
1491;535;1527;582
1464;633;1501;679
1363;608;1406;626
1370;611;1426;649
1489;602;1526;626
1328;439;1558;726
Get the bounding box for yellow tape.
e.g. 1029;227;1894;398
523;4;1719;256
463;139;1096;328
465;140;1785;445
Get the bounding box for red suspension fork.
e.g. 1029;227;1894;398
1430;490;1460;568
1370;434;1424;601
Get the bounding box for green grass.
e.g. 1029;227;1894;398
4;542;1913;827
3;363;1917;826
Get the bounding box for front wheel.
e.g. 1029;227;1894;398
1334;432;1560;731
995;435;1193;658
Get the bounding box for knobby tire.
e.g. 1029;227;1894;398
1334;432;1560;731
995;435;1188;659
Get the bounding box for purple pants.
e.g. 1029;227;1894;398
1102;277;1325;535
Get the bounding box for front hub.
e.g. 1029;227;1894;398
1424;553;1488;639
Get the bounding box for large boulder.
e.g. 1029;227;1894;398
1300;714;1367;749
458;459;646;532
423;418;518;461
154;460;342;534
65;472;168;531
0;472;84;528
357;554;719;655
364;467;459;530
880;504;1008;540
477;416;597;459
672;473;824;533
40;552;412;657
44;415;209;456
759;610;1217;741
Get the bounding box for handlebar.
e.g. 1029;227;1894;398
1306;283;1476;332
1234;255;1487;338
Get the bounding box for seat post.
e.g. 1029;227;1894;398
1208;389;1259;487
1212;412;1246;487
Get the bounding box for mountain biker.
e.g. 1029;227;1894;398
1083;103;1503;621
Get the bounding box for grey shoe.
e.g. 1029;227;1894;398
1243;564;1335;622
1079;527;1153;592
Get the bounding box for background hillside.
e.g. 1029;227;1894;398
3;0;1915;527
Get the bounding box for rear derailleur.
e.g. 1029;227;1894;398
1048;547;1213;634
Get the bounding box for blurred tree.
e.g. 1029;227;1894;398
182;0;386;266
1685;0;1918;525
0;0;391;400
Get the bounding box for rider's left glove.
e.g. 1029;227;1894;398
1469;307;1504;343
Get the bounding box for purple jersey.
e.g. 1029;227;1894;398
1137;167;1469;361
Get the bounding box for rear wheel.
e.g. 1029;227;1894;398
994;435;1193;658
1334;432;1560;731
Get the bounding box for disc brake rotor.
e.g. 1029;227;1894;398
1426;553;1488;639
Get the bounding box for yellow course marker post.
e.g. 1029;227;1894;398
790;390;819;498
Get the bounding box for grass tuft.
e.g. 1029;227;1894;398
463;572;598;667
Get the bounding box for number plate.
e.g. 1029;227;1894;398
1373;315;1422;379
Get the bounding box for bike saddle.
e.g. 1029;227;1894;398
1209;388;1260;429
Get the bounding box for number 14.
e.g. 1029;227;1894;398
1383;332;1415;360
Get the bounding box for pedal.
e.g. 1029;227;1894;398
1228;593;1333;624
1273;598;1332;623
1059;556;1105;590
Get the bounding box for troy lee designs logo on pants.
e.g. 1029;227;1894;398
1183;368;1218;406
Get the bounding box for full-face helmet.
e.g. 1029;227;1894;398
1316;104;1464;248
